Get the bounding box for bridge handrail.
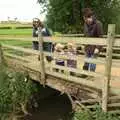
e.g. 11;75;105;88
0;36;120;47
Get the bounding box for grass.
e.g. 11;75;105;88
0;23;32;28
0;39;32;56
73;106;120;120
0;39;32;48
0;29;32;36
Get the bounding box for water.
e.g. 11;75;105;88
23;83;73;120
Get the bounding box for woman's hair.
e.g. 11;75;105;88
82;8;93;18
33;18;42;27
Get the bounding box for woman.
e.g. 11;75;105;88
32;18;53;62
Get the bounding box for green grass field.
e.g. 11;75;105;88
0;39;31;48
0;29;32;36
0;23;32;28
0;39;32;56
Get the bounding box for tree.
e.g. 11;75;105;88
38;0;120;34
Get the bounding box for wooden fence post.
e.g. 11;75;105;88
38;28;46;86
0;44;4;65
102;24;115;112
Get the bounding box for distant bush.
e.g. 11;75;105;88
16;27;32;29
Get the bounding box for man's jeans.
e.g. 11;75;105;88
83;54;96;72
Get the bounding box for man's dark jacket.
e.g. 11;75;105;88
84;18;103;56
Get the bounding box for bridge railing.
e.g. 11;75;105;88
41;24;120;112
0;24;120;112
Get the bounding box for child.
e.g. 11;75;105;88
67;43;77;69
66;43;77;76
54;43;65;66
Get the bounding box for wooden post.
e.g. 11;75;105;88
38;28;46;86
102;24;115;112
0;44;4;65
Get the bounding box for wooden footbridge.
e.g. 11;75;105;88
0;24;120;113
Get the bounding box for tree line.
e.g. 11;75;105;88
38;0;120;34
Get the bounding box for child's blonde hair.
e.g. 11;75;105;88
55;43;64;51
67;42;76;51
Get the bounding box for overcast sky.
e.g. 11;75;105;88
0;0;46;22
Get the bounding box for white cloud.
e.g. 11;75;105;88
0;0;46;22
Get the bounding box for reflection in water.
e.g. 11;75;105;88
24;82;73;120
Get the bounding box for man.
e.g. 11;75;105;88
82;8;103;72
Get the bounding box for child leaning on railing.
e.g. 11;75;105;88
54;43;65;73
66;43;77;69
66;43;77;76
54;43;77;75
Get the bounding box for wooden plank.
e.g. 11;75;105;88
4;53;31;62
43;37;107;46
0;37;33;41
102;24;115;112
44;52;120;67
59;34;120;38
80;99;100;104
112;60;120;68
44;37;120;47
100;53;120;57
113;47;120;50
114;38;120;47
109;95;120;100
110;87;120;95
38;28;46;85
75;49;120;58
46;71;102;90
108;103;120;107
2;44;39;55
0;35;120;46
47;63;104;77
44;52;105;65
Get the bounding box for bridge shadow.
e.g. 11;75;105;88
23;80;73;120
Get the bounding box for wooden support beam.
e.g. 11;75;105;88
38;28;46;86
102;24;115;112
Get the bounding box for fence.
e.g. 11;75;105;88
0;24;120;112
